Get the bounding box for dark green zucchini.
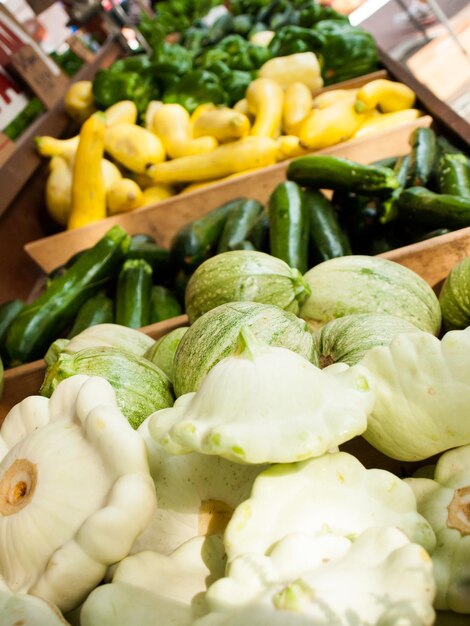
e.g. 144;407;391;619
130;233;156;245
437;153;470;198
268;181;309;273
333;191;379;255
0;299;24;345
380;154;410;223
247;211;270;252
68;291;114;338
0;299;25;361
172;270;191;307
287;156;400;196
303;189;351;263
372;156;399;169
407;127;437;187
5;225;130;365
115;259;153;329
416;228;451;242
125;239;174;283
397;187;470;229
48;248;89;281
217;199;264;253
229;240;256;251
170;198;245;272
149;286;183;324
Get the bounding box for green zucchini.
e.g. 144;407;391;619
416;228;451;242
268;181;309;273
149;286;182;324
130;233;156;245
397;187;470;229
172;270;191;307
437;153;470;198
380;154;410;223
229;240;255;251
115;259;153;329
67;291;114;339
170;198;246;272
125;238;174;283
217;199;264;253
333;192;379;255
287;155;400;197
407;127;437;187
48;248;89;281
303;189;351;264
0;299;24;352
184;250;311;323
371;156;398;169
247;211;270;252
5;225;130;365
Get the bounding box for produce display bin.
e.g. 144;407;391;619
4;222;470;424
24;115;433;273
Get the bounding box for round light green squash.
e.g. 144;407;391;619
185;250;311;324
438;256;470;331
300;255;441;335
173;302;316;397
315;313;422;367
144;327;188;382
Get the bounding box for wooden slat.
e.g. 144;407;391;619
380;226;470;289
25;115;433;273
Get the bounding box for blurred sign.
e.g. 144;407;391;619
0;8;67;108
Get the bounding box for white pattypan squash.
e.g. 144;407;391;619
80;535;226;626
0;375;156;612
134;418;267;555
149;327;374;464
0;575;70;625
360;328;470;461
195;527;435;626
224;451;436;561
406;444;470;613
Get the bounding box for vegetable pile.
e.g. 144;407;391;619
2;240;470;623
38;72;423;229
7;121;470;369
0;227;182;368
97;0;378;115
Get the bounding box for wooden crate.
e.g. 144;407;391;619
25;115;432;274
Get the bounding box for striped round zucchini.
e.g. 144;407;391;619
438;257;470;331
315;313;421;368
300;255;441;335
173;301;316;396
40;346;174;429
145;326;189;382
185;250;311;323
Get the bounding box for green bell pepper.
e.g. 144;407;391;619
314;20;379;85
298;4;349;27
92;69;159;114
162;70;228;113
153;42;193;74
196;34;271;72
268;25;323;57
